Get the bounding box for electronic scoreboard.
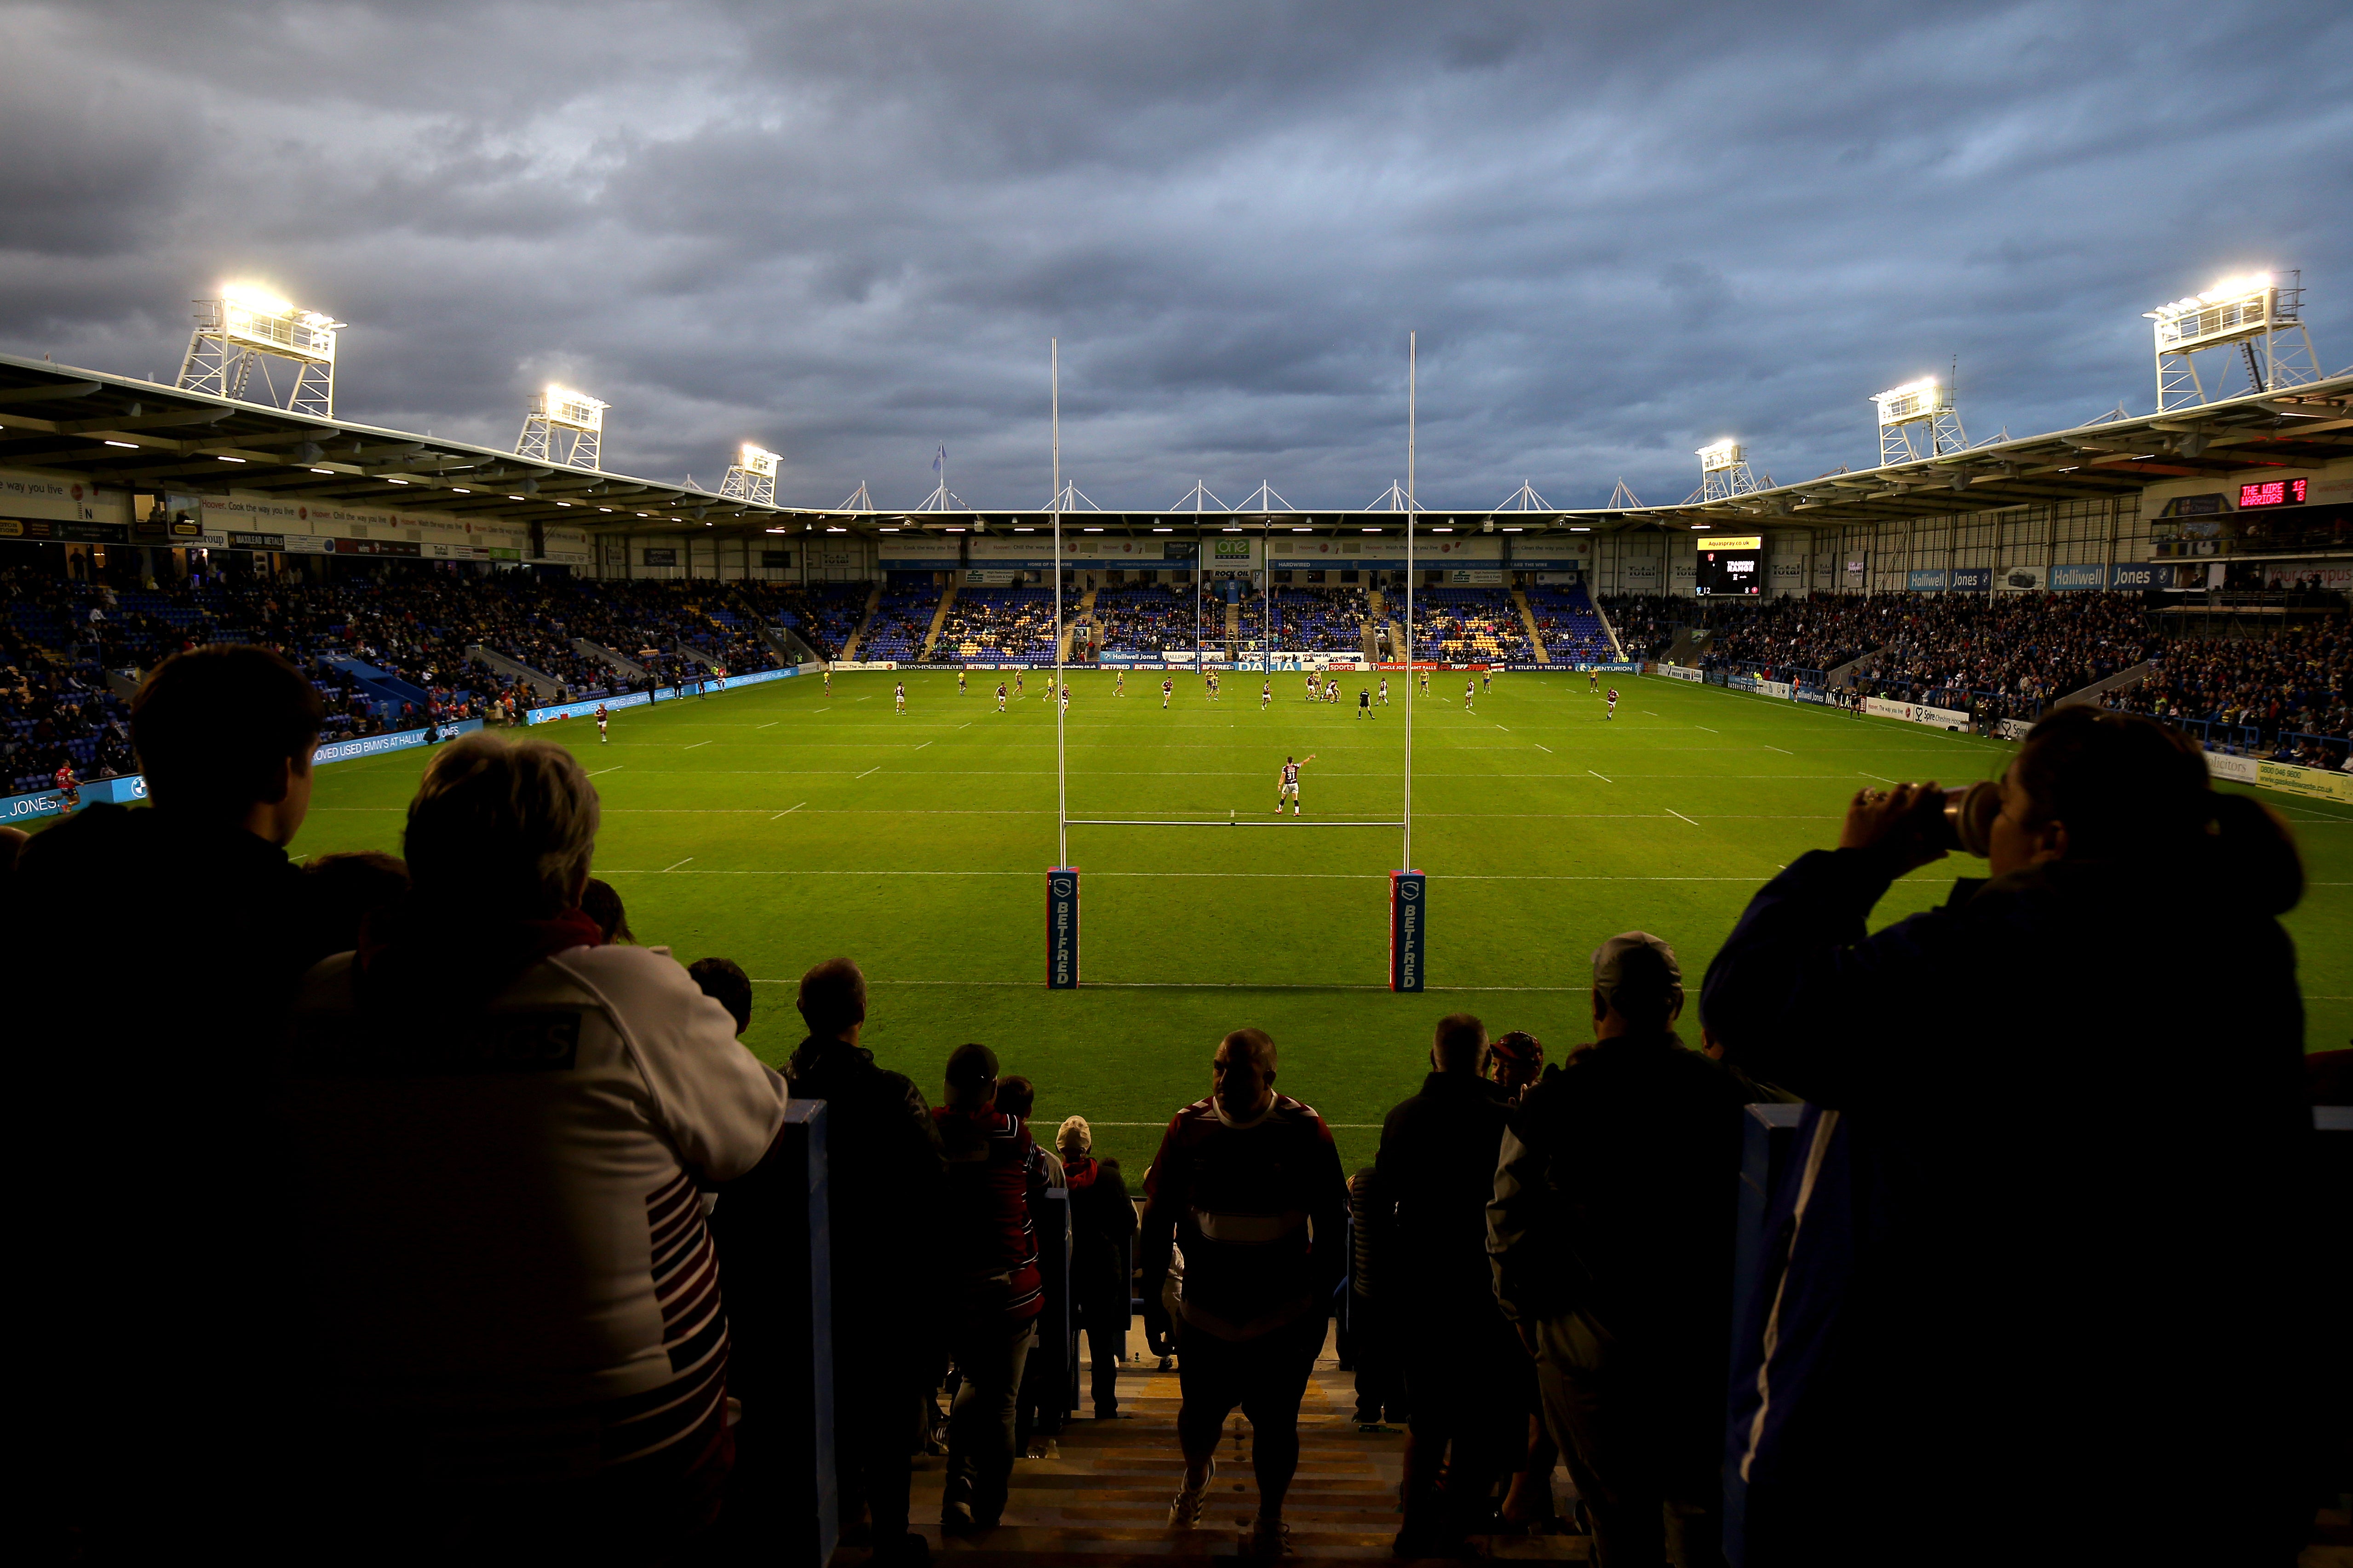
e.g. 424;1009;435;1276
1694;534;1763;596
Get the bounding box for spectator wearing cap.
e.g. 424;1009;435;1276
934;1043;1049;1534
1369;1013;1521;1555
1056;1116;1139;1420
779;959;945;1567
1487;933;1756;1568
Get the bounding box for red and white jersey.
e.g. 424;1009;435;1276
1280;761;1301;787
1607;689;1619;702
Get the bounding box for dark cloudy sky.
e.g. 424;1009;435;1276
3;0;2348;511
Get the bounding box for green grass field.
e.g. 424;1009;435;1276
291;669;2353;1171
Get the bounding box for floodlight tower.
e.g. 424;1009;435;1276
517;384;608;468
1871;377;1967;465
1695;440;1760;501
719;443;781;504
2144;271;2321;412
176;283;343;417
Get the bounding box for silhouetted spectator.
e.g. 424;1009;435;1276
934;1043;1047;1533
581;875;635;943
1057;1116;1138;1419
1490;933;1754;1568
304;849;410;956
1703;709;2323;1568
1372;1013;1519;1554
780;959;945;1567
1142;1028;1349;1558
689;956;752;1036
281;733;788;1559
997;1074;1067;1454
4;644;326;1556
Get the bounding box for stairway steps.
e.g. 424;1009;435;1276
864;1329;1591;1567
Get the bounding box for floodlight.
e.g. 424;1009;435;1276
179;282;342;415
2144;267;2318;411
1697;440;1743;472
739;443;781;477
538;384;608;432
1872;378;1952;425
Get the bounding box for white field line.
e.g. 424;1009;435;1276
587;765;623;776
684;740;713;749
856;766;881;779
1533;743;1552;753
1695;726;1718;732
1666;808;1700;825
1589;769;1611;782
914;740;931;750
1765;745;1794;754
1859;771;1898;782
659;857;694;872
757;721;779;729
771;802;807;820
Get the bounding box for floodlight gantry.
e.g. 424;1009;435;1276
2145;271;2322;413
176;284;342;418
719;443;781;506
1691;441;1760;503
517;384;608;468
1871;377;1968;465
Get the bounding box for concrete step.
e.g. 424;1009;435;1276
849;1331;1590;1567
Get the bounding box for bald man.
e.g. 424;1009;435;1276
1141;1029;1349;1559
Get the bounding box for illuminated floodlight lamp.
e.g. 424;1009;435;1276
1870;377;1966;465
517;383;609;468
721;442;782;505
2144;269;2319;412
176;280;344;416
1693;438;1759;502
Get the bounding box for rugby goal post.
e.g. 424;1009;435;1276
1040;333;1430;991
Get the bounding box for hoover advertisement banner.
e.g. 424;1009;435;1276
1046;869;1081;989
1389;870;1426;993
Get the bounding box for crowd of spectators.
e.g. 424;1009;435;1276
1088;582;1204;656
1598;594;1679;660
1406;588;1527;662
938;587;1063;661
0;647;2339;1565
1690;593;1883;678
1268;585;1369;653
2108;618;2352;761
861;583;941;663
1523;584;1613;664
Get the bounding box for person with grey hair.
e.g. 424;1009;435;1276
1056;1115;1138;1421
1486;933;1756;1568
281;732;791;1558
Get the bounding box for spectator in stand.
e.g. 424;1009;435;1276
1056;1116;1139;1420
1488;933;1755;1568
1142;1028;1350;1559
1487;1029;1544;1106
5;645;326;1557
934;1042;1048;1534
1703;709;2323;1568
780;960;945;1567
304;848;411;956
998;1073;1067;1454
279;733;790;1559
581;876;635;943
1368;1013;1520;1555
689;956;753;1036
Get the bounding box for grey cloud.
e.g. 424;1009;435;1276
1;0;2347;510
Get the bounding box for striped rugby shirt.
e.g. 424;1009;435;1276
284;942;789;1481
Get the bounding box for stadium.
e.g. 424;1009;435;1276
5;8;2350;1563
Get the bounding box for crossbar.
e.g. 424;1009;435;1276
1063;818;1407;827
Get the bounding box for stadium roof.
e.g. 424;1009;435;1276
2;349;2347;543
